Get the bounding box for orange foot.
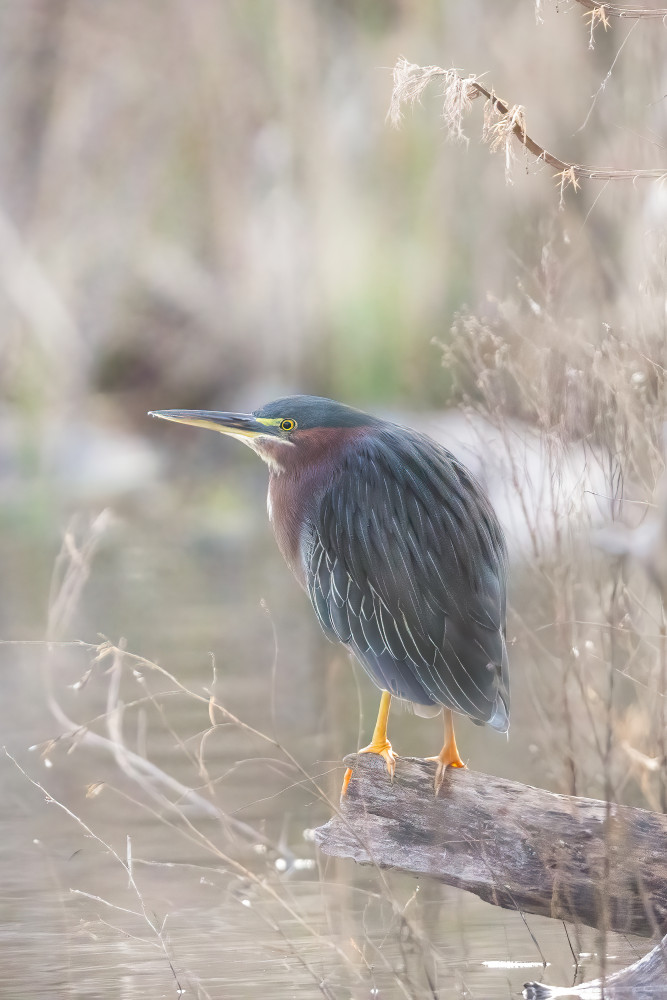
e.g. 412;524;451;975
426;747;466;796
341;740;397;797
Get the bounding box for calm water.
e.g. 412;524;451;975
0;466;644;998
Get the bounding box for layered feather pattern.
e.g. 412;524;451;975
303;425;510;730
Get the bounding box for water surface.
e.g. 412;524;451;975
0;469;644;998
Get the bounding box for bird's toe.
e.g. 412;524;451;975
427;754;466;797
341;741;398;796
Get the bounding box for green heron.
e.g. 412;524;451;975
149;395;510;793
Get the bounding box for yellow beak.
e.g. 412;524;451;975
148;409;280;439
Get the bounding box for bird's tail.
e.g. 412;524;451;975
488;694;510;732
488;637;511;732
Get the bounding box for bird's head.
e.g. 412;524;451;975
149;395;376;473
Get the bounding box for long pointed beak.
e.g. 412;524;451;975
148;409;277;439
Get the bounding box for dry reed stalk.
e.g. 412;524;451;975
22;513;457;994
440;249;667;803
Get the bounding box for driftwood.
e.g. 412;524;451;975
315;754;667;938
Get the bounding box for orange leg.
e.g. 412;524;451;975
341;690;397;796
426;708;466;794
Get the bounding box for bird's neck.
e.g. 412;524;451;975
266;427;366;585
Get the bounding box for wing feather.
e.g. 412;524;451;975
303;425;510;728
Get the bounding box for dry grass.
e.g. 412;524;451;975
442;261;667;806
571;1;667;19
8;515;466;998
4;512;464;1000
389;56;667;193
439;227;667;989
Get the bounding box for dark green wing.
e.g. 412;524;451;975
304;425;510;729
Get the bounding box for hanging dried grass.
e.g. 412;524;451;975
389;58;667;194
573;0;667;18
388;58;481;144
482;97;527;184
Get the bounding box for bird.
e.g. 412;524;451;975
149;395;510;794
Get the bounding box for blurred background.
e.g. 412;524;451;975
1;1;666;997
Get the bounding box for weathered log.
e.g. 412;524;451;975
315;754;667;937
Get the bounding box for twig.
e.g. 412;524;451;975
3;748;185;995
42;518;296;861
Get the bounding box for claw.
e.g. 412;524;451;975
428;754;466;795
340;741;397;796
359;740;397;778
428;707;466;795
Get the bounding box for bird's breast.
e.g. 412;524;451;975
266;427;367;589
267;470;320;589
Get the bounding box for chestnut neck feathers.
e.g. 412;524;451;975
266;425;368;584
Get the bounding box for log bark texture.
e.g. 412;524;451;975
315;754;667;938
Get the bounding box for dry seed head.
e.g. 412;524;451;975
586;6;611;50
555;166;581;208
388;57;480;144
482;97;527;183
441;70;481;144
388;57;440;126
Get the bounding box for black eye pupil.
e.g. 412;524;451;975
281;419;294;431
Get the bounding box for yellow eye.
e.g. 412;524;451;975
280;418;296;432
